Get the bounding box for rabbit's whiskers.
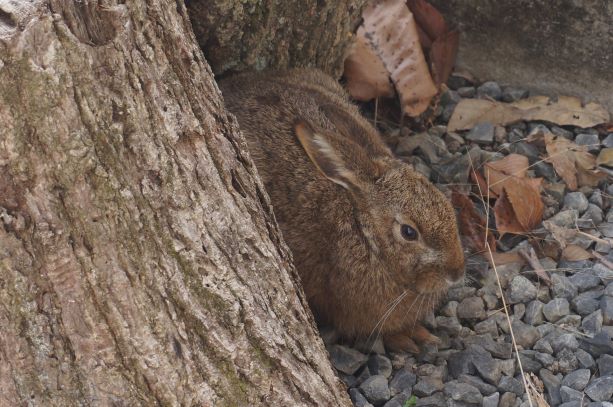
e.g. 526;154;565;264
366;290;411;351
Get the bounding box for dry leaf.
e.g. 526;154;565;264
344;28;395;101
361;0;438;116
490;251;526;266
448;96;610;132
429;30;459;86
486;154;529;179
596;147;613;173
471;168;497;198
451;190;495;254
562;245;593;261
504;177;544;231
543;220;577;249
493;189;527;236
526;373;551;407
406;0;447;40
544;133;608;190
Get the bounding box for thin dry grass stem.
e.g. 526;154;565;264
543;321;592;338
576;230;613;248
592;251;613;270
518;247;552;286
486;243;534;407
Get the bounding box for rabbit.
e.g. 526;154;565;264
219;68;464;352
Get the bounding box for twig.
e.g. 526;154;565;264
592;251;613;270
518;247;552;286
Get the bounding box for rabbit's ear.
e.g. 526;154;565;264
294;121;358;190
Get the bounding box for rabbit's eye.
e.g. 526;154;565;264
400;224;418;241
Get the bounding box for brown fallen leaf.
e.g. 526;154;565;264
448;96;610;132
504;177;544;232
544;133;608;190
451;190;495;254
596;147;613;173
562;245;593;261
542;220;577;249
490;251;526;266
406;0;459;85
493;189;527;236
360;0;438;116
343;27;395;101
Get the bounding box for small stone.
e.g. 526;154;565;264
435;316;462;336
549;209;579;228
524;300;545;325
540;368;562;406
359;375;391;406
502;86;529;102
601;296;613;325
413;377;443;397
575;133;601;153
551;126;574;139
466;122;495;145
482;392;500;407
561;369;591;391
563;192;590;214
475;318;499;336
509;275;538;303
498;391;516;407
579;204;604;227
512;319;541;348
441;89;461;106
557;348;579;374
543;298;570;322
471;347;502;385
598;354;613;376
534;352;555;368
569;271;602;292
458;374;498;396
457;86;476;98
572;289;603;316
576;348;596;369
514;303;526;320
448;75;473;90
440;301;458;317
552;274;579;301
582;310;604;335
518;351;543;373
560;385;583;402
447;286;477;302
328;345;368;374
603;134;613;148
388;368;416;396
457;297;486;320
594;263;613;282
606;282;613;297
463;334;512;359
498;375;523;396
349;388;374;407
368;354;392;378
579;331;613;357
443;381;483;404
382;394;409;407
498;359;515;377
585;376;613;402
533;338;553;354
415;392;445;407
477;81;502;100
494;125;507;143
549;333;580;354
448;351;476;379
507;128;525;143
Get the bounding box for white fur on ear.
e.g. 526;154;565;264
294;121;357;190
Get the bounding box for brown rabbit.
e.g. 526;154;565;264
219;68;464;352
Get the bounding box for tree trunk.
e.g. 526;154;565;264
186;0;367;77
0;1;351;405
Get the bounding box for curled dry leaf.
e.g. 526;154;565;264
343;27;395;101
544;133;607;190
562;245;593;261
494;189;529;236
448;96;610;132
360;0;438;116
451;190;495;255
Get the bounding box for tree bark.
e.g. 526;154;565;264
0;1;350;405
186;0;367;77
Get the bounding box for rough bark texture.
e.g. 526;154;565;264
186;0;368;77
0;1;350;405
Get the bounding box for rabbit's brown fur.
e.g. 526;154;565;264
220;68;464;351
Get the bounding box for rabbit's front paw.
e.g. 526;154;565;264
384;324;440;354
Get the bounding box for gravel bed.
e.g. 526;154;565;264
328;75;613;407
